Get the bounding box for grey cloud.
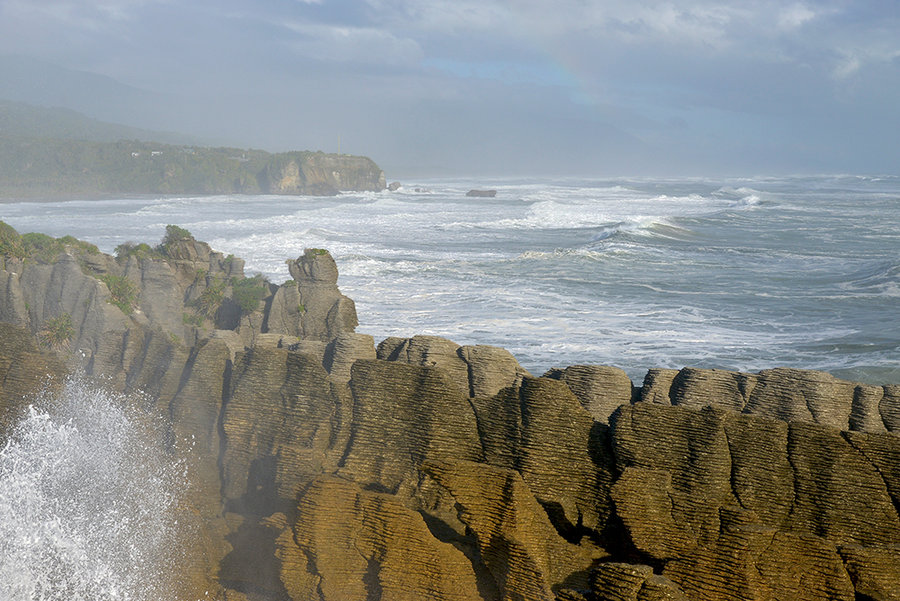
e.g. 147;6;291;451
280;21;424;65
0;0;898;176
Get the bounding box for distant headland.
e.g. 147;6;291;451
0;139;386;198
0;99;385;198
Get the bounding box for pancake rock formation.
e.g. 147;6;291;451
1;221;899;601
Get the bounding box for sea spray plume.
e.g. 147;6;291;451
0;375;188;601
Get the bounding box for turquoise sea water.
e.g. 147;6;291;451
2;174;898;384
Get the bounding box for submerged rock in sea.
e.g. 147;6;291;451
1;223;899;601
466;189;497;197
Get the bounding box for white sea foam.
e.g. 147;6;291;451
1;176;898;384
0;377;186;601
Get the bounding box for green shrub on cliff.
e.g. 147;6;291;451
231;274;270;313
0;221;25;259
163;224;193;244
192;276;227;317
115;241;158;261
157;224;194;258
20;233;99;263
99;274;139;315
57;236;99;255
38;313;75;349
20;232;58;262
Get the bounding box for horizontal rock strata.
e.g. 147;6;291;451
1;225;898;601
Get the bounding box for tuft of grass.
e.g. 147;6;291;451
191;276;226;317
20;232;58;262
163;224;193;243
39;313;75;349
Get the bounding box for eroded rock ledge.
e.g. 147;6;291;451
1;224;898;601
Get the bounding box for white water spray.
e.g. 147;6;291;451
0;376;187;601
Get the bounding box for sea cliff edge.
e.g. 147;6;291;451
1;223;898;601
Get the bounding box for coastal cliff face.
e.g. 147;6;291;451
260;152;386;196
1;223;899;601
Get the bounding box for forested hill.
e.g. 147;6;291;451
0;100;385;198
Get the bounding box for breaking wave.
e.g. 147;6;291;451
0;377;187;601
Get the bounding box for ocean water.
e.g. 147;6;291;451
2;175;898;384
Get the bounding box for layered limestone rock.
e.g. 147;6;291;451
222;347;344;513
0;322;66;432
0;224;358;388
377;334;531;399
544;364;634;423
339;359;484;499
589;563;688;601
639;365;900;433
607;402;900;600
266;248;359;342
475;376;613;535
2;225;900;601
423;459;603;601
276;475;484;601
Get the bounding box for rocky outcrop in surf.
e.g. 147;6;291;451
1;223;898;601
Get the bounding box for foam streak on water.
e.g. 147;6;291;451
0;377;185;601
1;174;898;383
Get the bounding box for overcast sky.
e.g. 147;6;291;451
1;0;898;177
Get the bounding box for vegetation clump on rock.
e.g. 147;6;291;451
99;274;140;314
157;224;195;256
21;232;99;263
232;274;270;313
0;221;26;259
191;276;227;318
115;241;159;261
38;313;75;349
